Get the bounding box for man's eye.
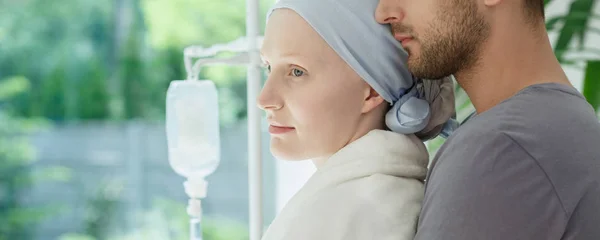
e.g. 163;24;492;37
292;68;304;77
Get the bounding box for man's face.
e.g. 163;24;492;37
376;0;490;79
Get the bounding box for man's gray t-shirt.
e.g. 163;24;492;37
415;83;600;240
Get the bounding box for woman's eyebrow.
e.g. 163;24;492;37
260;48;325;67
261;52;308;65
283;51;327;67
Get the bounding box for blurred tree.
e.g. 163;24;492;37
120;30;148;119
141;0;248;49
40;64;68;121
78;60;111;120
0;76;72;240
0;0;114;121
0;0;274;125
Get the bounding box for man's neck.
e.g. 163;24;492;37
456;20;572;114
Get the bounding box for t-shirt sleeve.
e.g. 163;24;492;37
414;132;568;240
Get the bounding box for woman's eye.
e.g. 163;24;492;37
291;68;304;77
266;65;271;73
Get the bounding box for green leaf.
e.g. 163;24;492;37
545;16;563;31
546;13;600;31
5;204;66;226
574;1;596;49
0;76;30;101
554;0;595;61
583;61;600;113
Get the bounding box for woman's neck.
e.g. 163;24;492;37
311;107;389;169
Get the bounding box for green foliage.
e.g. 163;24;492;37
141;0;272;49
39;64;68;121
583;61;600;113
142;0;244;49
0;76;72;240
551;0;596;61
78;60;111;120
0;76;30;100
82;181;123;240
546;0;600;112
0;0;274;125
120;30;148;119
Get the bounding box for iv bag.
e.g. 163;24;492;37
166;80;220;179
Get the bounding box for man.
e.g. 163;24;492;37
376;0;600;239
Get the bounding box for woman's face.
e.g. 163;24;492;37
259;9;385;162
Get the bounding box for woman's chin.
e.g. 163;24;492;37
270;148;307;161
270;142;310;161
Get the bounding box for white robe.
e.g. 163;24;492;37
261;130;429;240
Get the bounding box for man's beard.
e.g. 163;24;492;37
393;0;490;80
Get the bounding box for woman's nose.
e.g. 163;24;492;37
257;80;283;111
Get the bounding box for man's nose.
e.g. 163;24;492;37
375;0;405;24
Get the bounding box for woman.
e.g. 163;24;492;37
258;0;455;239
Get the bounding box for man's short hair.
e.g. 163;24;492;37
525;0;545;20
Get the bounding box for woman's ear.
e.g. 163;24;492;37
362;87;386;113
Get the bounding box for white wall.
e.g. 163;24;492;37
274;160;316;212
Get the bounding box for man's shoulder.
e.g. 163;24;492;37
439;82;600;165
429;82;600;222
432;125;532;178
434;82;600;181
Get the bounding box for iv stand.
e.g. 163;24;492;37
182;36;264;240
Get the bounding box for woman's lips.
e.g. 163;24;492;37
268;125;295;134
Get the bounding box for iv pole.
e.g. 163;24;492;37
245;0;263;239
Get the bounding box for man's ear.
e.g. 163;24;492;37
362;87;386;113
